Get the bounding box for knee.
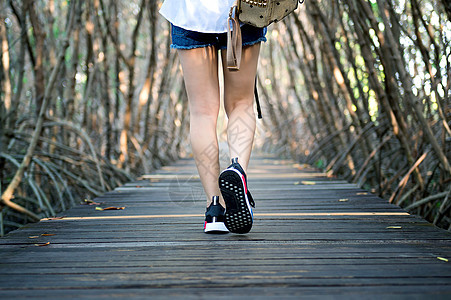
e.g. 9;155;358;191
224;95;254;117
189;101;219;120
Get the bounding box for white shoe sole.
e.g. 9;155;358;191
204;221;229;234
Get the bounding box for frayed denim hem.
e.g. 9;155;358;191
217;36;267;50
243;36;267;47
170;43;216;50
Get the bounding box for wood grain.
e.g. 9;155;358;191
0;155;450;298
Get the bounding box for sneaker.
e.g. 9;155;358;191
219;157;255;234
204;196;229;234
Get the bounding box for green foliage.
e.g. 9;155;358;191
314;159;325;169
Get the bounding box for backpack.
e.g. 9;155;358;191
227;0;303;70
239;0;302;28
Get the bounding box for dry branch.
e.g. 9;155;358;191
1;0;76;221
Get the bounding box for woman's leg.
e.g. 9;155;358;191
221;43;261;172
177;47;223;206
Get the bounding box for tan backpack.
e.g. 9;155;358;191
227;0;303;70
239;0;302;28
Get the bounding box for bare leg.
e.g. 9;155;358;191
177;47;223;206
221;43;261;173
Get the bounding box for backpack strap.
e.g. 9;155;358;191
227;2;242;71
254;76;262;119
228;1;262;118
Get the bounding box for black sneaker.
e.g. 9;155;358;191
204;196;229;234
219;157;255;234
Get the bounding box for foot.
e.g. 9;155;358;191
219;157;255;234
204;196;229;234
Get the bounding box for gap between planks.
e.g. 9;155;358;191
41;212;410;221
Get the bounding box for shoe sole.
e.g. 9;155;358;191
219;168;253;234
204;221;229;234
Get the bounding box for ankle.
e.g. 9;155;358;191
206;195;225;208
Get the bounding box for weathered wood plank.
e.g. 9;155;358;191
0;154;450;298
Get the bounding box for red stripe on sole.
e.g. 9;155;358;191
241;174;247;194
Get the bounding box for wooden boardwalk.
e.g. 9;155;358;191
1;154;451;299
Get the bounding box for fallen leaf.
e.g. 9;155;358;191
28;236;40;239
339;198;349;202
293;181;300;185
136;185;143;188
301;181;316;185
293;163;305;170
41;233;55;236
357;192;368;195
326;171;334;178
437;257;448;262
47;216;65;220
83;199;101;206
34;242;50;247
96;206;125;211
295;164;310;170
386;226;402;229
103;206;125;210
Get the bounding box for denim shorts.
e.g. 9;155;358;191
170;24;267;50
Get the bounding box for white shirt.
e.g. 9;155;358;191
159;0;236;33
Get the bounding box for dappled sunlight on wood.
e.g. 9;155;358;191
1;156;449;297
42;212;410;221
0;0;449;235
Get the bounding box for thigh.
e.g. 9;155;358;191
220;43;261;111
177;47;220;115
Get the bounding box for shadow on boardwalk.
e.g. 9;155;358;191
1;154;451;298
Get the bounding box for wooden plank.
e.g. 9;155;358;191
0;154;450;298
1;286;451;299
